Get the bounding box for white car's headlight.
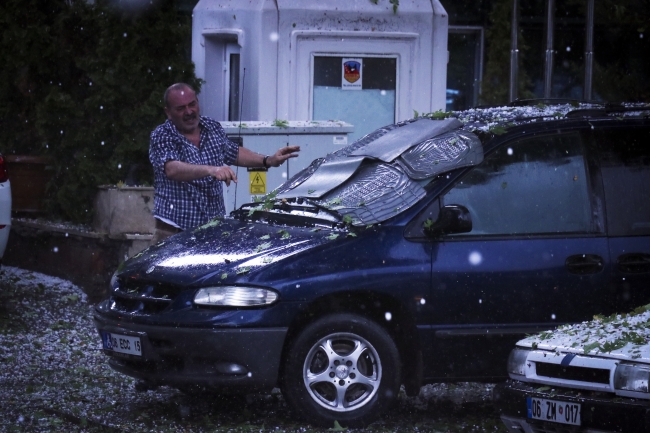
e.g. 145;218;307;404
194;286;279;307
507;347;530;378
614;363;650;394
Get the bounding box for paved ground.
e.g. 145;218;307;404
0;266;506;432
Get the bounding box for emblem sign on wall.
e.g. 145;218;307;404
342;58;362;90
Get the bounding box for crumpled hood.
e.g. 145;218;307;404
516;306;650;362
116;217;338;286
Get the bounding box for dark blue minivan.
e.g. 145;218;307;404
94;102;650;427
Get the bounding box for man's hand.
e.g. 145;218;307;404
267;145;301;167
234;145;301;169
207;166;237;186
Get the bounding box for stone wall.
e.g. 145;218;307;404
3;185;156;303
4;219;152;304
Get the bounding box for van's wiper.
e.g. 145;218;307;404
233;197;342;221
294;197;343;220
231;199;341;228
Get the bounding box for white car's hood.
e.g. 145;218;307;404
517;305;650;363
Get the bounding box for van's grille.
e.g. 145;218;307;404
536;362;610;384
109;281;180;315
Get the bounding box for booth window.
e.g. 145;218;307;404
447;27;483;111
228;53;241;121
313;56;396;142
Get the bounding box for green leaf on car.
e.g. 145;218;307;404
489;125;507;135
255;242;272;252
198;219;221;230
326;198;342;207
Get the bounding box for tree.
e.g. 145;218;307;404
480;0;535;105
0;0;201;223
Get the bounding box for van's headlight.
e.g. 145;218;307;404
507;347;530;378
194;286;279;307
614;363;650;393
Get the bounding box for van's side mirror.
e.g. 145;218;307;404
423;204;472;237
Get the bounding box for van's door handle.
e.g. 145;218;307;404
565;254;604;275
617;253;650;274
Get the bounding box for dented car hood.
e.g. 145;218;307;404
116;217;337;287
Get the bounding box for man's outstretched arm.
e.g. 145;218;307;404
164;160;238;186
236;145;300;168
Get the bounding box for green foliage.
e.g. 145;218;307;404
419;110;453;120
272;119;289;128
255;241;272;252
328;420;347;431
368;0;399;14
0;0;201;223
632;304;650;315
488;125;508;135
590;0;650;102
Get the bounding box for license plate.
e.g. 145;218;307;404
101;332;142;356
527;397;581;426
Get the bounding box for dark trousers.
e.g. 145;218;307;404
150;219;183;245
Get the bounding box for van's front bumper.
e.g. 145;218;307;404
93;309;288;393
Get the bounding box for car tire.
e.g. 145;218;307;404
281;313;401;428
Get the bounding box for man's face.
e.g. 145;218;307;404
165;87;200;134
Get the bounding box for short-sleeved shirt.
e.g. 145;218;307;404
149;117;239;230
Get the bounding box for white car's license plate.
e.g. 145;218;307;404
101;332;142;356
527;397;581;426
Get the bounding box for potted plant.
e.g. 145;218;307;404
93;183;155;237
4;155;55;214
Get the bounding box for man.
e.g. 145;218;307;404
149;82;300;242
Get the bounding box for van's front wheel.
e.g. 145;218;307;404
281;313;401;428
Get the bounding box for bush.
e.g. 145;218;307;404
0;0;201;223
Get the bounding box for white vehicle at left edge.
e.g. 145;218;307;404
0;153;12;266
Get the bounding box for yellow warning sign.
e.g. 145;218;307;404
250;171;267;194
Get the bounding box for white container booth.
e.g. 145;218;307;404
192;0;449;142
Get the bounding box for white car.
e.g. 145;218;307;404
0;153;11;266
494;304;650;433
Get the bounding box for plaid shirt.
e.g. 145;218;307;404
149;117;239;230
